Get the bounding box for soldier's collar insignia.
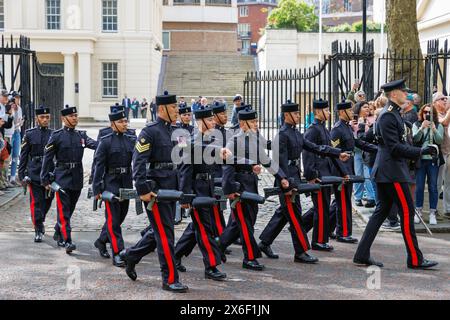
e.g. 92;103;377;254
387;106;393;112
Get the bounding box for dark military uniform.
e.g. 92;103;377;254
174;117;225;278
40;106;97;248
124;92;186;289
219;107;286;269
259;100;343;256
94;124;136;249
18;108;54;239
328;103;377;241
354;79;438;269
92;113;136;260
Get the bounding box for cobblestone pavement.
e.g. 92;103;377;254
0;127;448;300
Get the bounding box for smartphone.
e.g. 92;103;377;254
353;115;359;121
425;114;431;121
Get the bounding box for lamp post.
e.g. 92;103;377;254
362;0;367;51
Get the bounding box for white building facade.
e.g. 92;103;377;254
417;0;450;49
1;0;163;120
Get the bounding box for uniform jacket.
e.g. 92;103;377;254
18;126;54;183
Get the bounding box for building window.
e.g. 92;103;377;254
344;0;352;12
162;31;171;50
46;0;61;30
238;23;251;37
0;0;4;30
102;62;118;98
242;40;250;55
322;0;330;14
206;0;232;5
239;6;249;17
102;0;118;32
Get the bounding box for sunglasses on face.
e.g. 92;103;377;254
439;97;448;102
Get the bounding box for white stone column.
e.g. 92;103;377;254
77;53;92;118
63;52;76;107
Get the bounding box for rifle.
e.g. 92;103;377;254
91;191;121;212
230;191;265;209
118;188;145;215
22;176;31;195
148;189;185;210
213;178;240;211
50;181;66;195
87;187;99;211
264;183;321;203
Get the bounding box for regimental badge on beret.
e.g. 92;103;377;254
331;139;340;148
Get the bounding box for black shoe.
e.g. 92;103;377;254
224;248;232;255
439;192;443;200
242;259;265;271
40;224;45;235
364;200;376;208
233;238;242;246
94;239;111;259
119;250;137;281
408;259;438;270
294;252;319;264
34;231;43;243
311;242;334;252
355;199;364;207
353;256;384;268
205;267;227;281
113;254;126;268
175;258;186;272
337;236;358;244
65;242;76;254
329;233;337;240
258;242;279;259
162;282;189;293
174;219;182;226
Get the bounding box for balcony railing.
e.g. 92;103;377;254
206;0;232;6
238;31;252;39
173;0;201;5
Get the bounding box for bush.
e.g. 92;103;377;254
267;0;319;32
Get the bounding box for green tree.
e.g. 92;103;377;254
267;0;318;32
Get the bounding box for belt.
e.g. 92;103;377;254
31;156;44;162
149;162;177;170
57;162;82;169
108;167;131;175
195;173;212;180
288;159;300;166
236;170;254;175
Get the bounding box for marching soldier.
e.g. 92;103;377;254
219;106;290;271
92;110;136;267
40;105;98;254
93;104;136;259
354;79;438;269
174;106;227;281
18;106;54;242
174;103;195;224
328;101;377;244
258;100;349;260
119;91;189;293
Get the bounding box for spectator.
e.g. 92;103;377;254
122;94;131;120
346;80;361;103
352;101;376;208
401;94;419;125
150;98;157;122
413;93;422;112
131;97;139;119
0;98;14;191
435;93;450;217
231;95;242;126
375;95;388;110
413;103;444;225
8;92;23;186
140;98;149;119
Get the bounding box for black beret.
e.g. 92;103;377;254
110;104;125;113
381;79;407;93
212;101;226;114
179;105;192;115
109;111;126;121
233;95;242;102
313;99;329;109
156;90;177;106
281;100;299;113
61;105;77;116
35;106;50;115
239;105;257;120
336;101;352;110
194;106;214;119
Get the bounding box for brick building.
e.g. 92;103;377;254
309;0;374;27
237;0;278;55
